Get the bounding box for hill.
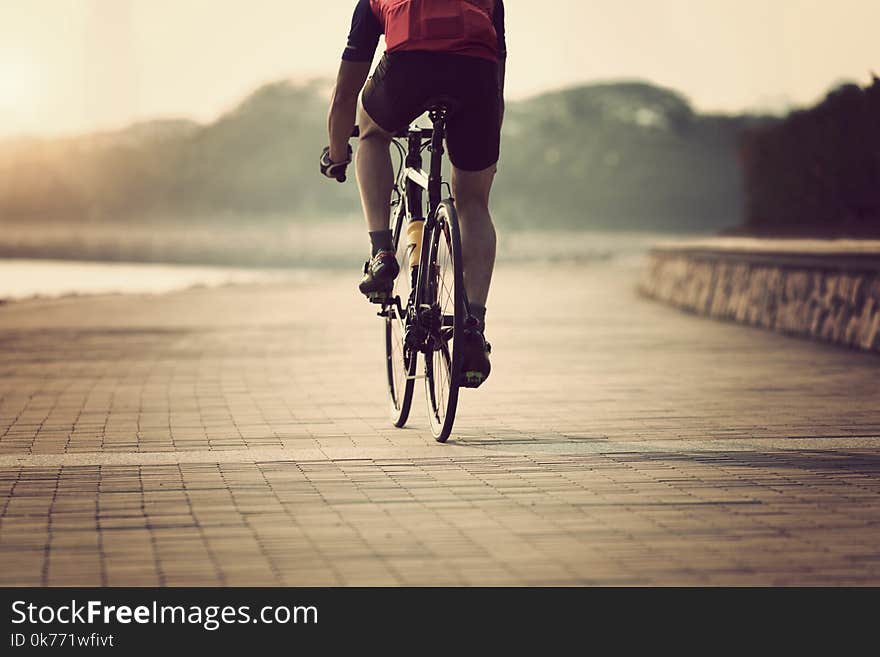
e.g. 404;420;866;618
0;79;766;232
495;82;765;230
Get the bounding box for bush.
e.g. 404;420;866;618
740;77;880;236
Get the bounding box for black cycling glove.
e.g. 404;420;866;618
320;145;352;183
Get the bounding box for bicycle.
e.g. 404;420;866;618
348;103;473;443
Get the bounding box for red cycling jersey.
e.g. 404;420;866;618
369;0;501;62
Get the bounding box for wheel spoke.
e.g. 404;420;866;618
385;210;414;426
427;218;456;427
419;208;461;442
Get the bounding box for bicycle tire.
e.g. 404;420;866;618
424;200;464;443
385;205;416;427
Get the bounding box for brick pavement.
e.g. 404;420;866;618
1;262;879;585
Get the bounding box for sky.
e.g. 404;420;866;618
0;0;877;138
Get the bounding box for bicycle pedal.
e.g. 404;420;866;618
365;289;392;304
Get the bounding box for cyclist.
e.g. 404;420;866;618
320;0;506;387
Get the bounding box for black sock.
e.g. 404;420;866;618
470;303;487;331
369;230;393;256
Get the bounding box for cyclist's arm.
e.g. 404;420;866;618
328;0;382;162
329;61;371;162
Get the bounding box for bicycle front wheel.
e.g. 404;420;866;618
424;200;465;443
385;206;416;427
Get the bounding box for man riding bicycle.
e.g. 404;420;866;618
321;0;506;387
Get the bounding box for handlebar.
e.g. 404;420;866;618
336;124;434;182
351;125;433;139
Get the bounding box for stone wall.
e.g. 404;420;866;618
639;242;880;353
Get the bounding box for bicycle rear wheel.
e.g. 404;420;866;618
385;206;416;427
424;200;464;443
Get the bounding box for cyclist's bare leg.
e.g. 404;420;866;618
356;103;394;233
451;164;497;308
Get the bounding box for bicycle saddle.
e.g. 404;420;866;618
423;95;462;116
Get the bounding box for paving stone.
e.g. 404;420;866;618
0;264;878;585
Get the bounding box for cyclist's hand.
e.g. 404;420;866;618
320;145;352;183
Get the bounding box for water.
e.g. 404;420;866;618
0;259;297;301
0;230;694;301
499;230;682;266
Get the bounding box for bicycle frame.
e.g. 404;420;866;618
370;105;467;441
391;108;453;352
402;109;447;216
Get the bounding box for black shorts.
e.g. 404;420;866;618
362;51;501;172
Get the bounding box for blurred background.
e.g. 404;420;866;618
0;0;878;298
